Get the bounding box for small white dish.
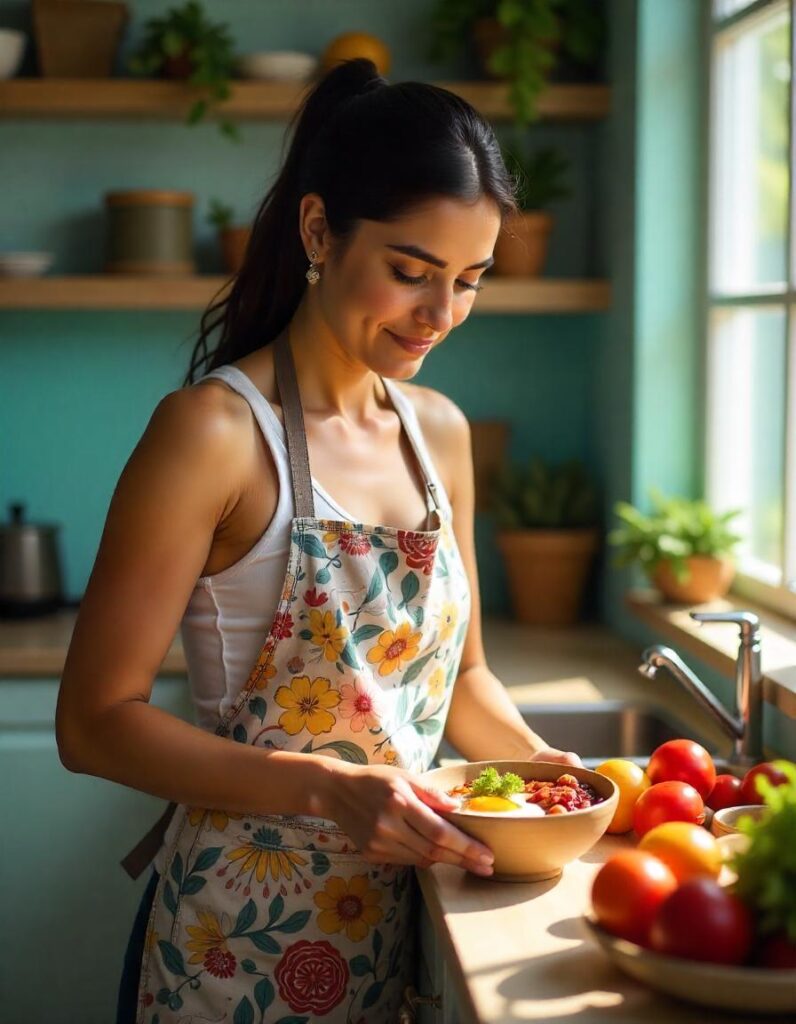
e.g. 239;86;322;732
711;803;767;837
0;252;55;277
0;28;25;79
238;50;317;81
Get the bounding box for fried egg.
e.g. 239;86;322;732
459;793;545;817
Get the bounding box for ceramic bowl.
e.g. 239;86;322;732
0;29;25;79
583;914;796;1014
238;51;317;81
0;252;54;277
711;803;768;837
421;760;618;882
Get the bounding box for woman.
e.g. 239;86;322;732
57;58;581;1023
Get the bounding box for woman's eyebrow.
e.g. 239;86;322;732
385;243;494;271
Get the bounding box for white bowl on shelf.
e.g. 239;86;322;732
237;50;317;81
0;28;25;79
0;252;55;277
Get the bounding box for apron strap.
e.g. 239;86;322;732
273;327;316;519
381;379;442;529
120;800;177;880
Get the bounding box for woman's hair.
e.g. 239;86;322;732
183;58;519;385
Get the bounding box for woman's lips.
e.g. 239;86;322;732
386;330;435;355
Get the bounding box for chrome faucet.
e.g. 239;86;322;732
638;611;763;767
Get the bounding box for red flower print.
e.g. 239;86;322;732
275;939;349;1014
397;532;438;575
270;611;294;639
304;587;328;607
287;655;305;674
204;947;237;979
339;531;371;556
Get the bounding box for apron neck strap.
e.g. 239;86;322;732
273;328;316;519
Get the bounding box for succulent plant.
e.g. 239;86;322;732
490;457;599;530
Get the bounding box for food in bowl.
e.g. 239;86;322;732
447;765;603;815
422;760;618;882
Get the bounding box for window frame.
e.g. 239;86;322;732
706;0;796;618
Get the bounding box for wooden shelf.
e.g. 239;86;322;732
0;276;611;312
0;79;610;121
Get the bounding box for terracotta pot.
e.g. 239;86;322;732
496;527;600;627
493;211;553;277
219;226;251;275
33;0;128;77
651;556;735;604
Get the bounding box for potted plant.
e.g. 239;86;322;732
207;198;251;274
428;0;605;127
494;144;570;276
608;491;742;604
127;0;239;140
32;0;129;78
491;457;600;626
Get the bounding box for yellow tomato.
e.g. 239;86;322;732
596;758;651;834
639;821;723;882
321;32;392;76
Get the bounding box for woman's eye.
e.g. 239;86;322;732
390;266;483;293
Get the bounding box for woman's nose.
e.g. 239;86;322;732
415;294;454;334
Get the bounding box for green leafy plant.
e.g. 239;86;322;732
731;761;796;942
607;490;742;582
502;144;571;211
429;0;605;127
207;197;234;230
470;766;525;798
491;457;599;530
128;0;239;140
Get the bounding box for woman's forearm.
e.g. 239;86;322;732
444;663;548;762
58;698;338;819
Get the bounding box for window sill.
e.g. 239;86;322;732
626;589;796;721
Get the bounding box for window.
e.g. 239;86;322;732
707;0;796;613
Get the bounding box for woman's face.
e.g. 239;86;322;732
304;194;502;379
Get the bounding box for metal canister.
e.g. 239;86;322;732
105;189;195;274
0;503;64;617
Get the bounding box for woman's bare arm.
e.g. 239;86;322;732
56;385;335;817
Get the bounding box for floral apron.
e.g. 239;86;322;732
127;328;472;1023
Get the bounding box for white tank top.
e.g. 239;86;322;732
179;363;452;731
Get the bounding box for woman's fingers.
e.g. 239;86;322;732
402;785;494;874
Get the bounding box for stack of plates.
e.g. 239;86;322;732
0;252;54;277
237;51;317;81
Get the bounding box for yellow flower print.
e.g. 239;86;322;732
254;660;277;690
227;825;308;884
274;675;340;735
366;622;421;677
338;676;383;732
438;602;458;643
427;667;445;701
314;874;384;942
384;749;399;766
188;808;244;831
185;909;230;964
308;609;348;662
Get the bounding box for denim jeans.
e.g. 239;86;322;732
115;869;160;1024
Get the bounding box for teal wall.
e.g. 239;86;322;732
0;0;607;616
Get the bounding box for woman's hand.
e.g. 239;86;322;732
528;746;583;768
321;762;495;876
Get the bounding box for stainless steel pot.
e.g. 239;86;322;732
0;502;64;616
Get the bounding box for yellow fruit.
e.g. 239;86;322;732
596;758;651;834
639;821;723;882
320;32;391;76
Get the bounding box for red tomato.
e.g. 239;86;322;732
591;850;678;946
649;878;754;965
633;780;705;838
707;773;743;811
755;932;796;969
647;739;717;799
739;761;791;805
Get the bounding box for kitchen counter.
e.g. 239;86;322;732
416;836;794;1024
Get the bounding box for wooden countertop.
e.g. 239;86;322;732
417;837;794;1024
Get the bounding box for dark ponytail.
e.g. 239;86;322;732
183;58;519;385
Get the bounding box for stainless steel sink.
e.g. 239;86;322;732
434;700;732;771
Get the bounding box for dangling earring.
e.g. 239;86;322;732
305;249;321;285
